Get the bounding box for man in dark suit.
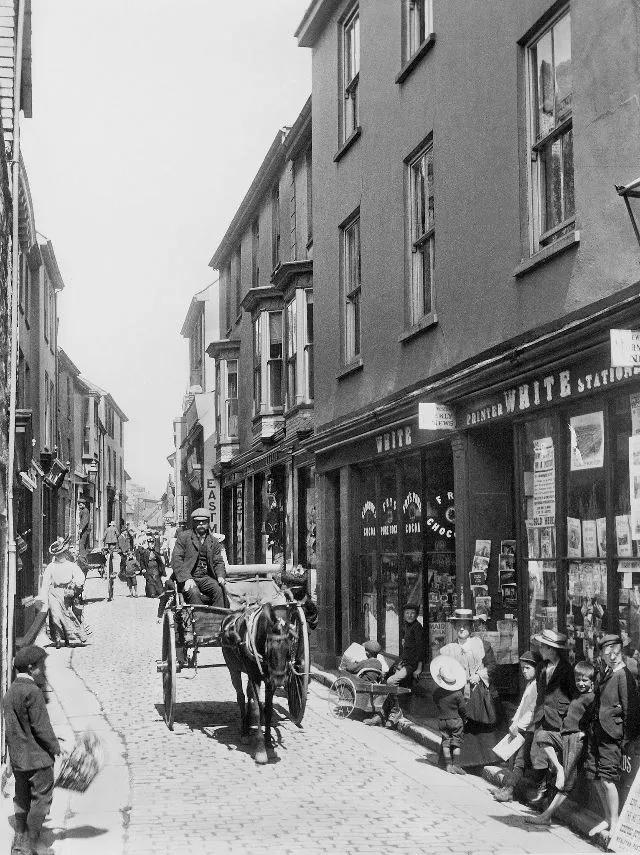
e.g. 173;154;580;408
528;628;576;806
3;645;60;855
171;508;227;606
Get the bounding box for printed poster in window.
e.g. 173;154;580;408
581;520;598;558
631;392;640;436
533;437;555;526
474;540;491;559
596;517;607;557
616;514;633;557
567;517;582;558
629;435;640;540
526;520;540;559
540;527;556;559
569;412;604;471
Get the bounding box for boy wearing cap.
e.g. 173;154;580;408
430;655;467;774
344;640;385;683
584;634;640;841
3;645;60;855
493;649;541;802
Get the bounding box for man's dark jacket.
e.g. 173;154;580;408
171;530;226;585
2;676;60;770
595;665;640;742
533;657;576;731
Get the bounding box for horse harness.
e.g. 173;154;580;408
222;605;276;677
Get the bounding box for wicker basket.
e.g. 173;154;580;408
55;731;105;792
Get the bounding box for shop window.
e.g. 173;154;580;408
297;466;317;569
527;8;574;251
380;462;400;655
357;467;378;645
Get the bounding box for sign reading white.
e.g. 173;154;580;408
419;403;456;431
611;329;640;367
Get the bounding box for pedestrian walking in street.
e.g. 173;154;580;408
117;524;133;556
171;508;227;606
430;654;467;774
36;537;87;648
137;533;165;598
76;498;91;572
124;550;141;596
3;645;61;855
438;608;500;767
103;520;119;549
106;544;122;602
526;659;595;826
493;649;541;803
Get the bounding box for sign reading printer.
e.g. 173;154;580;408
462;363;640;427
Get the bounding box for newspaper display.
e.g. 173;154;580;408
533;437;555;526
569;411;605;470
610;765;640;852
630;435;640;539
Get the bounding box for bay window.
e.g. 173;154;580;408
253;311;283;415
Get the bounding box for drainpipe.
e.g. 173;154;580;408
4;0;27;745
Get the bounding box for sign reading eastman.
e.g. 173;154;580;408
462;363;640;427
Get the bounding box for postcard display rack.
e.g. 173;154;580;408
469;539;519;664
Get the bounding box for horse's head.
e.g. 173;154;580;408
261;604;289;689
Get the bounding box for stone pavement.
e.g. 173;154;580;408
2;574;601;854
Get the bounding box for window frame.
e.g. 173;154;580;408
341;6;360;145
271;185;281;272
406;138;435;330
526;7;574;255
406;0;433;61
342;211;362;366
253;311;284;416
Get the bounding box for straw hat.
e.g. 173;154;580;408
449;608;474;623
430;655;466;692
533;629;567;650
49;535;71;556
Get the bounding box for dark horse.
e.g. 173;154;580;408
221;602;289;764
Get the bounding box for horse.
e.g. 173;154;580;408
221;602;290;764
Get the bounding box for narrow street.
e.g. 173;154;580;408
32;577;599;855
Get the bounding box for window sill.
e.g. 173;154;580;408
395;33;436;85
398;312;438;343
513;230;580;278
337;357;363;381
334;127;362;163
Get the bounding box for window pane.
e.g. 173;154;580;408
542;136;564;231
554;13;572;124
269;359;282;407
269;313;282;359
563;128;575;218
227;360;238;399
534;30;554;142
421;239;433;316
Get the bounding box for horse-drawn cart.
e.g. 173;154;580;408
157;565;310;733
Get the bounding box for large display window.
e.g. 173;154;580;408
353;444;453;660
518;388;640;665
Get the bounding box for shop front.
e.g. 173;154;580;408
314;419;456;667
458;353;640;670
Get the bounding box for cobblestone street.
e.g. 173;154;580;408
7;576;595;855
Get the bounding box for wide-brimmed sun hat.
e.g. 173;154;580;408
449;608;474;623
49;535;71;556
430;655;466;692
533;629;567;650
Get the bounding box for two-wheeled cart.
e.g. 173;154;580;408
157;565;310;730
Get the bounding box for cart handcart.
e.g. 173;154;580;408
327;671;411;719
157;565;310;731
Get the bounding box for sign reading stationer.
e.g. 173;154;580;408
459;355;640;429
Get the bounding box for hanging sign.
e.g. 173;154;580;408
419;403;456;431
611;329;640;367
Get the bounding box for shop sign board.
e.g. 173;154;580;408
611;329;640;368
460;357;640;428
206;477;220;532
610;755;640;852
418;403;456;431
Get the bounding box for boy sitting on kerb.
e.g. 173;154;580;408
526;660;595;825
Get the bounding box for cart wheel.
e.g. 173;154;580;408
327;676;357;719
286;603;310;725
161;611;177;730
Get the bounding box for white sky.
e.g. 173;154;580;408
21;0;311;498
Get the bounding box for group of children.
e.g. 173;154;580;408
433;627;639;840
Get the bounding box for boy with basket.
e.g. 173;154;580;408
3;645;60;855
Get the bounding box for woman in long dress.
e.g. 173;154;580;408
439;607;500;767
37;536;87;648
137;533;165;598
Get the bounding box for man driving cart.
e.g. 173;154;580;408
171;508;227;607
